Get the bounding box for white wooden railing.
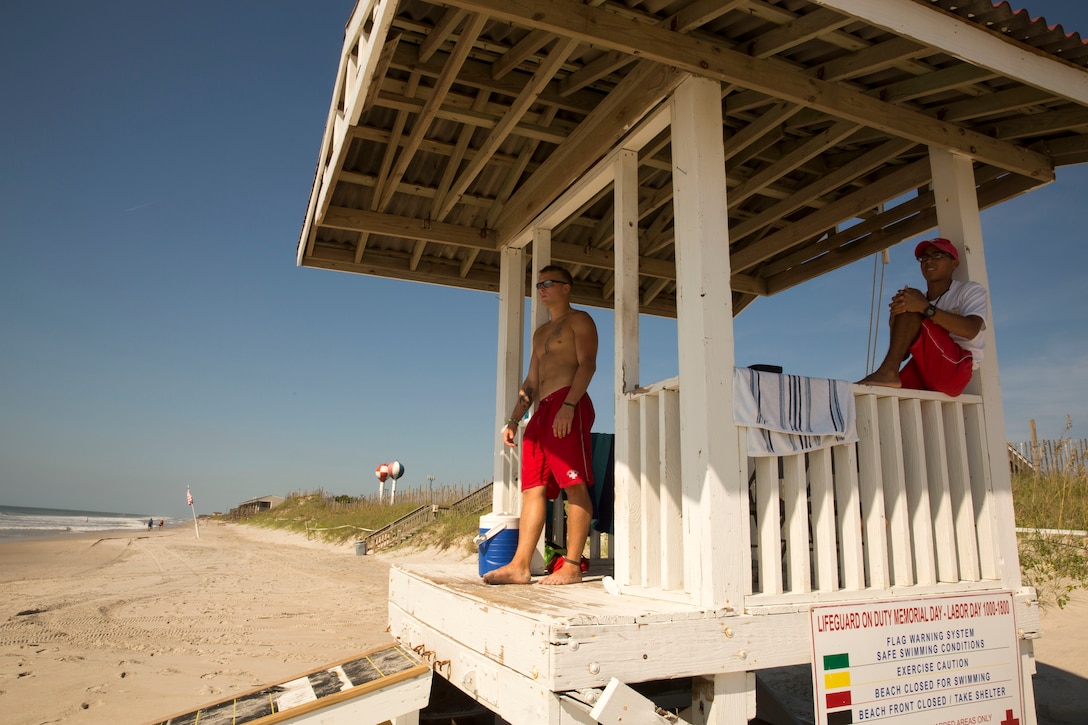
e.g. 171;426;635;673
619;380;1003;605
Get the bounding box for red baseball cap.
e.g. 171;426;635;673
914;237;959;260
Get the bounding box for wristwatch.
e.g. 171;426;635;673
923;303;937;318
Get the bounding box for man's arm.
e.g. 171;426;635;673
891;286;984;338
502;345;541;447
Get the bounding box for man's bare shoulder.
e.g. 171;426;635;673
569;308;596;328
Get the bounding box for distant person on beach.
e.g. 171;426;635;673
148;517;154;531
486;265;598;586
159;519;164;530
858;238;988;397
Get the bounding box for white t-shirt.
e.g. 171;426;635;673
935;279;989;368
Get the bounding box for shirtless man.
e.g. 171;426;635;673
858;238;988;397
484;265;598;585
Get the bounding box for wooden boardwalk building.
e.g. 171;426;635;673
295;1;1088;722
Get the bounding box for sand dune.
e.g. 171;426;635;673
0;522;1083;724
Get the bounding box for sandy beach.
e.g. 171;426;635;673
0;522;468;724
1;522;1084;724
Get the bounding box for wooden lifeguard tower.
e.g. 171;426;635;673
296;1;1088;722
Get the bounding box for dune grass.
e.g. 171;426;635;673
233;489;481;551
1013;444;1088;608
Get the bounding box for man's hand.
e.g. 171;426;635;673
889;286;928;316
552;405;574;438
502;423;518;448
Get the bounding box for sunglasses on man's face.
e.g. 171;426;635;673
535;279;568;289
916;251;952;263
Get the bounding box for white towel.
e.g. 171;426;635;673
733;368;858;457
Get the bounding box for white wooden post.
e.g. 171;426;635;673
613;148;642;588
928;147;1021;589
494;246;525;514
672;76;749;724
532;228;553;574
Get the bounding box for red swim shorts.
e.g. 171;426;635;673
899;319;974;397
521;387;594;499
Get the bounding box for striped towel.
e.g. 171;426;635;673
733;367;857;457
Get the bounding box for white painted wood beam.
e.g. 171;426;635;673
377;14;488;212
437;38;581;222
322;206;499;251
591;678;685;724
440;0;1054;181
614;148;641;589
810;0;1088;106
495;60;686;245
928;147;1022;589
494;246;526;513
671;76;744;610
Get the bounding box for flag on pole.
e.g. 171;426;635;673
186;487;194;506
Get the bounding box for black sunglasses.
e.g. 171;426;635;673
535;279;568;289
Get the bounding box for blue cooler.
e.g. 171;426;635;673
476;513;519;576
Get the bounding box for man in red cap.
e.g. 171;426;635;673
858;238;988;397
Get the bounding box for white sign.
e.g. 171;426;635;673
810;592;1024;725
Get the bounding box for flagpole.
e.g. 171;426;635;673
187;487;200;539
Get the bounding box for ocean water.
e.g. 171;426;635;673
0;505;176;541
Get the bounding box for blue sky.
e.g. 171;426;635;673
2;1;1086;518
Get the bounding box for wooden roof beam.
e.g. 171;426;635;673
436;37;581;221
323;206;499;251
376;13;488;212
388;42;601;114
417;8;468;63
494;60;687;245
746;7;854;59
762;169;1044;294
442;0;1054;182
810;0;1088;106
730;157;933;272
491;29;552;80
937;85;1054;123
559;0;742;97
727;120;860;208
729;138;917;242
372;91;571;144
816;36;927;82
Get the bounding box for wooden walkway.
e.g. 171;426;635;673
149;644;430;725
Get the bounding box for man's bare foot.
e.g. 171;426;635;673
482;562;532;585
539;560;582;585
856;371;902;388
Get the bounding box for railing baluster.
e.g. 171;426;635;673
754;456;782;595
856;393;889;589
640;393;662;589
833;444;864;590
782;454;811;593
809;447;837;592
660;388;684;591
922;400;958;582
901;397;937;585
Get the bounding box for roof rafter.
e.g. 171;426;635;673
439;0;1054;182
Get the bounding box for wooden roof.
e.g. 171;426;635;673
297;0;1088;316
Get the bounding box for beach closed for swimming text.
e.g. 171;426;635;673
810;592;1023;725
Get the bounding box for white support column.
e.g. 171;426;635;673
494;246;525;514
671;75;746;611
928;147;1021;590
613;148;642;588
531;228;553;330
532;228;553;574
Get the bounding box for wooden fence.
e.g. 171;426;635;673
362;482;495;553
1008;437;1087;476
